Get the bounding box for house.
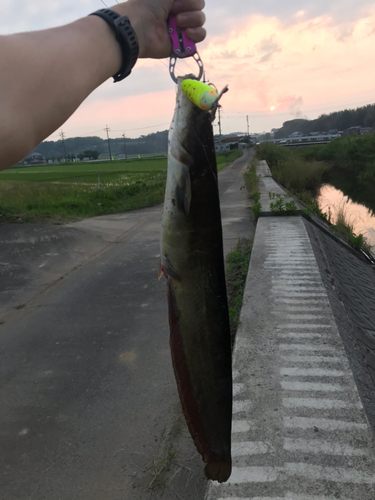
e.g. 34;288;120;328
342;126;362;136
215;137;240;152
19;152;45;165
360;127;373;135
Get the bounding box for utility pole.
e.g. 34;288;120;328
218;108;222;152
104;125;112;160
246;115;250;143
60;130;67;160
122;133;127;161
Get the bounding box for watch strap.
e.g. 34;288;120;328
90;9;139;82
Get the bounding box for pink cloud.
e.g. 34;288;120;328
49;6;375;139
60;90;176;139
200;7;375;130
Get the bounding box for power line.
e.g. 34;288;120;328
157;59;169;69
111;123;170;132
180;57;197;74
78;129;105;135
223;97;375;121
161;56;198;80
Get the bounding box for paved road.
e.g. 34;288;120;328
0;149;254;500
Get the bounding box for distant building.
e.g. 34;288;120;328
360;127;373;135
342;126;361;136
19;152;45;165
215;137;240;152
341;126;373;136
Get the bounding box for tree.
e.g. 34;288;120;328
81;149;100;160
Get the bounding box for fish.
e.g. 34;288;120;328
160;77;232;483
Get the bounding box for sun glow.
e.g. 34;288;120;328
270;106;276;111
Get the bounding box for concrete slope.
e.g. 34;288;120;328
206;163;375;499
207;216;375;499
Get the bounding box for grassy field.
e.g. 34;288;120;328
0;151;242;223
1;158;167;183
226;237;252;347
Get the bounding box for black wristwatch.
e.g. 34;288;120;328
90;9;139;82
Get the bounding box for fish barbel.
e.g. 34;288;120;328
160;77;232;482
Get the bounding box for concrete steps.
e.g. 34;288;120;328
205;163;375;499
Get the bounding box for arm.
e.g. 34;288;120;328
0;0;205;170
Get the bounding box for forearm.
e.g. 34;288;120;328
0;0;205;170
0;15;123;170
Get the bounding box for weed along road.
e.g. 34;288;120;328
0;149;254;499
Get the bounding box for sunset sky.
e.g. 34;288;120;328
2;0;375;140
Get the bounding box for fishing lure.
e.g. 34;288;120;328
181;79;219;111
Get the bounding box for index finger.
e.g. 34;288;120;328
171;0;205;15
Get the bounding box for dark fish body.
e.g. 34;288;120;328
160;78;232;482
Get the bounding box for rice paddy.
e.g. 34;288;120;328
0;152;241;223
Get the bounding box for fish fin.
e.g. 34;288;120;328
158;262;165;280
205;460;232;483
168;282;206;459
176;169;192;216
160;254;180;280
168;282;232;481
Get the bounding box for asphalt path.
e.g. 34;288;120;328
0;149;254;500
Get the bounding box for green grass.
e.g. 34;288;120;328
256;142;330;194
243;157;262;219
269;194;298;215
0;153;240;223
330;202;373;253
1;158;167;183
295;135;375;214
0;175;166;223
243;158;259;199
216;149;243;171
226;238;252;347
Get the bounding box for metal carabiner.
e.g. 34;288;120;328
168;15;204;83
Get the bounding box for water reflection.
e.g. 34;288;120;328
317;184;375;249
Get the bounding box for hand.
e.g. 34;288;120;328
111;0;206;59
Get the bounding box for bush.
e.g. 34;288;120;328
256;142;331;194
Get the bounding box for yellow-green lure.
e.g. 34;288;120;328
181;79;219;111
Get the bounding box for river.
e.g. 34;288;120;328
317;184;375;250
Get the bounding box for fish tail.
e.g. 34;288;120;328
205;460;232;483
